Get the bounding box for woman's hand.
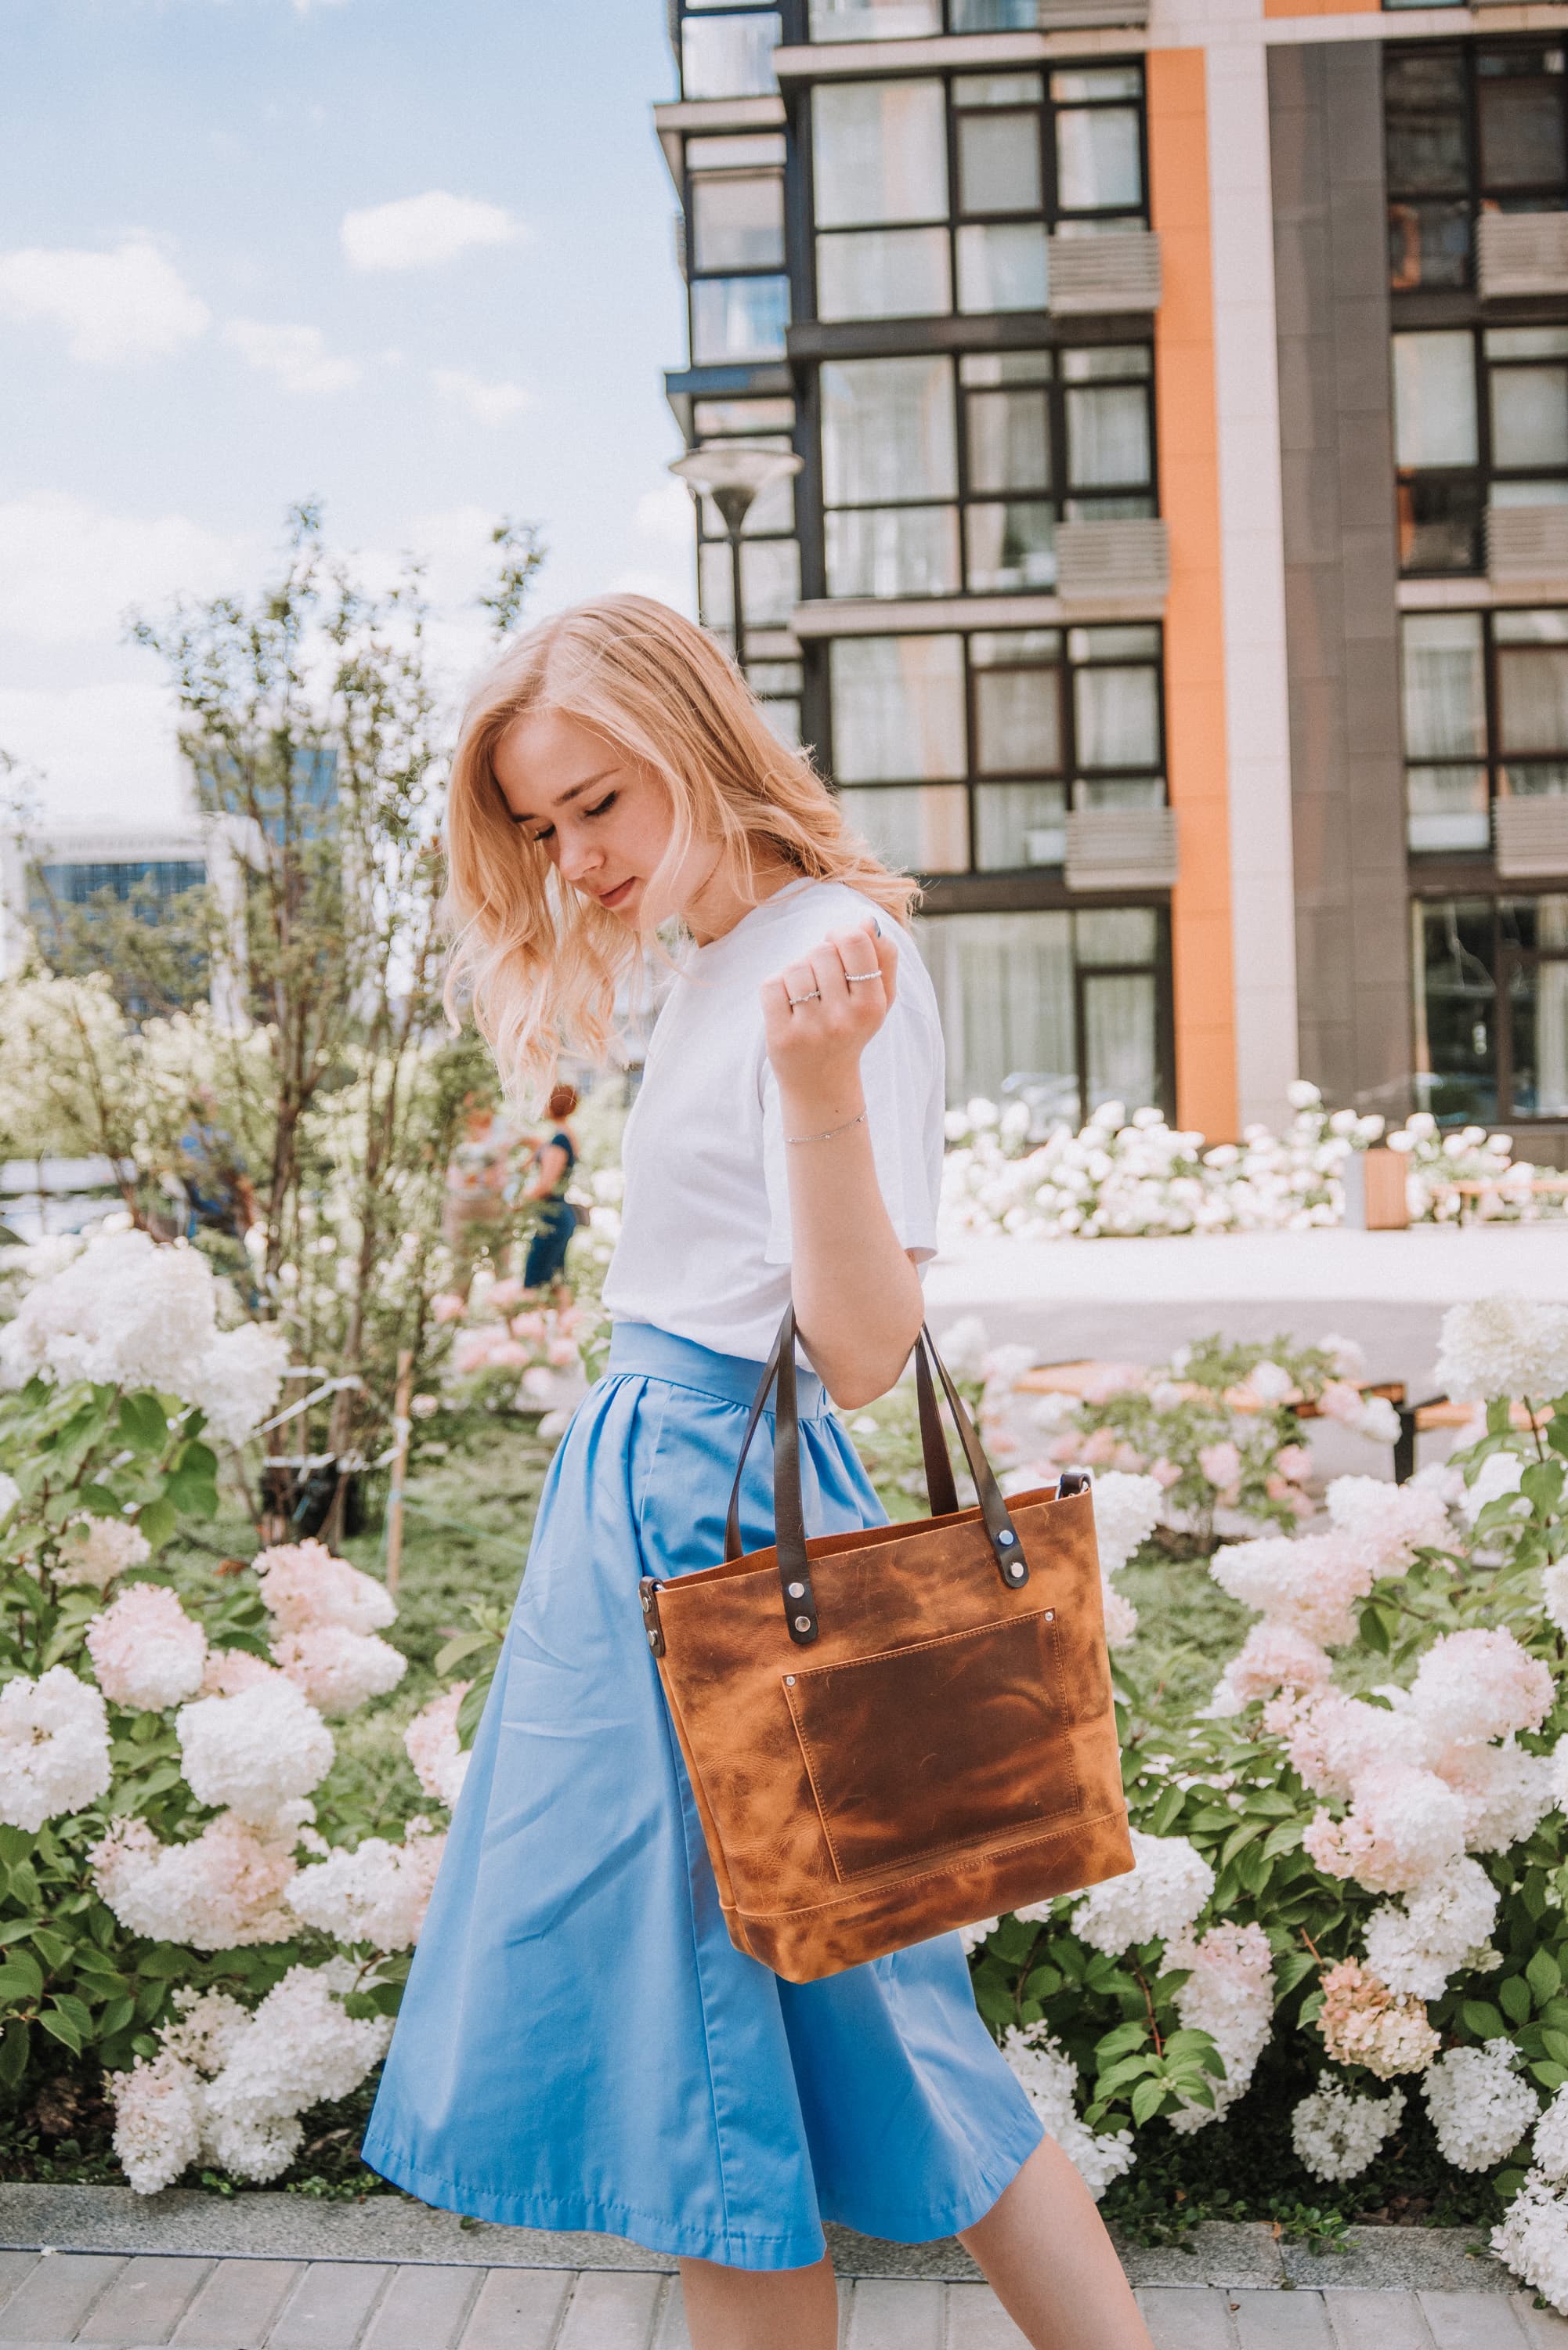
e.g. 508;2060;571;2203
759;922;899;1112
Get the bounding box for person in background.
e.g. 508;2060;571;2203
519;1082;580;1304
441;1094;521;1302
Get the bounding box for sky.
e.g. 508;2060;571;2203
0;0;694;827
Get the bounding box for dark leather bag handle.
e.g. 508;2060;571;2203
724;1303;1032;1647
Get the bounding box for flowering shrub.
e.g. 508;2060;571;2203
940;1084;1563;1242
954;1320;1397;1545
961;1292;1568;2303
432;1275;598;1433
0;1232;458;2193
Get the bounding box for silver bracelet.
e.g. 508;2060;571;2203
786;1110;867;1146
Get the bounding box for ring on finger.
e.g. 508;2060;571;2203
844;971;879;982
788;989;822;1007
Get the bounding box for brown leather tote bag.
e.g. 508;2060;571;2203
638;1307;1134;1983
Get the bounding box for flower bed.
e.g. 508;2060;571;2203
941;1086;1563;1242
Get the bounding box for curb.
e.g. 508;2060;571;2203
0;2189;1516;2292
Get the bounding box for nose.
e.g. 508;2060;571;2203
556;828;602;884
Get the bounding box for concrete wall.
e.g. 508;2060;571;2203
1269;38;1412;1119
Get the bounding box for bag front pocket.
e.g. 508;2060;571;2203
783;1609;1081;1884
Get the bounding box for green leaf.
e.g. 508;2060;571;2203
1261;1820;1304;1861
434;1631;497;1676
1358;1603;1391;1655
1539;2028;1568;2067
135;1943;191;1979
36;2006;81;2055
0;1960;42;2007
1094;2019;1151;2062
1274;1949;1318;1999
1532;2061;1568;2091
117;1393;168;1454
134;1497;178;1553
1219;1818;1266;1868
1130;2077;1169;2126
1146;1785;1186;1837
50;1992;93;2036
1529;1948;1563;2007
97;1997;135;2038
0;1828;33;1869
161;1470;219;1519
1022;1965;1061;2002
0;2020;29;2090
1500;1976;1533;2028
27;1929;71;1974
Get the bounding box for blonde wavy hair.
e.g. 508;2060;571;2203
445;594;919;1103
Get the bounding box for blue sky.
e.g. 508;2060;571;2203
0;0;693;824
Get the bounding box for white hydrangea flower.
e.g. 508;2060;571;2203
1209;1623;1332;1716
1541;1557;1568;1640
1423;2040;1539;2172
957;1916;999;1955
1534;2084;1568;2182
189;1321;291;1448
1433;1741;1555;1853
1292;2081;1406;2182
286;1820;444;1950
1361;1856;1499;2001
1303;1762;1468;1895
201;1959;392;2161
270;1624;406;1717
1406;1628;1552;1751
0;1473;19;1523
54;1514;151;1593
110;2048;204;2194
1461;1452;1526;1528
999;2027;1134;2200
1493;2172;1568;2315
255;1539;397;1636
1071;1830;1214;1955
1324;1477;1451;1575
176;1678;334;1824
85;1584;208;1712
92;1813;301;1950
0;1666;110;1832
403;1684;471;1808
1165;1922;1274;2132
1090;1472;1162;1578
1434;1295;1568;1404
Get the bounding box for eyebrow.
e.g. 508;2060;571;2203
508;765;620;829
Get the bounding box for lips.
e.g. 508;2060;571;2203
597;877;637;910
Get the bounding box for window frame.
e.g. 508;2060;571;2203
1385;38;1568;291
1393;325;1568;575
805;61;1151;327
682;131;791;367
822;620;1168;877
1401;604;1568;848
675;2;783;102
1411;890;1568;1123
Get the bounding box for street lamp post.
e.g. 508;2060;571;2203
668;445;804;676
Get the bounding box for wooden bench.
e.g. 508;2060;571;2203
1429;1175;1568;1225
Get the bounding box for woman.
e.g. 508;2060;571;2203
518;1081;580;1305
441;1094;520;1303
363;597;1151;2350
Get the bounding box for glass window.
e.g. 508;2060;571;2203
1066;381;1151;488
686;134;786;171
974;783;1068;869
952;0;1042;25
1055;107;1143;214
1084;971;1158;1116
1477;49;1567;190
826;508;961;598
1051;67;1143;103
967;384;1051;493
829;635;966;780
1075;664;1160;768
958;112;1043;215
1506;895;1568;1115
697;537;801;633
1414;898;1498;1124
690;174;785;272
811;81;948;227
921;908;1078;1112
681;13;779;100
956;222;1050;313
1498;642;1568;755
821;356;956;504
964;501;1057;591
1077;906;1158;962
809;0;941;34
836;786;970;873
1490;360;1568;471
693;396;794;436
690;275;789;363
1401;612;1486;757
1393;331;1478;468
816;228;952;320
974;651;1061;772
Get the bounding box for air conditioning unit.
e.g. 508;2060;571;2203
1047;230;1162;315
1065;807;1178;891
1494;796;1568;880
1055;518;1169;604
1485;505;1568;586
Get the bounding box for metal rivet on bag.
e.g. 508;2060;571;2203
793;1615;812;1632
785;1675;796;1687
999;1530;1016;1546
647;1631;659;1649
1045;1609;1055;1622
787;1582;805;1598
1006;1563;1025;1581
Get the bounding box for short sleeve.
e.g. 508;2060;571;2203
761;948;945;1268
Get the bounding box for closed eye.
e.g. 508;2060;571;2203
518;790;617;846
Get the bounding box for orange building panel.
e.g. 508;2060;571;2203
1147;47;1239;1141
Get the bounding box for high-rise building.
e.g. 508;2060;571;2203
656;0;1568;1152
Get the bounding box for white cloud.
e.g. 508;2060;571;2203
223;318;359;396
0;682;190;827
0;496;253;648
0;238;209;366
634;478;696;552
431;368;533;427
341;191;527;273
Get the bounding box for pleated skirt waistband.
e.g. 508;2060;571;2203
605;1319;829;1419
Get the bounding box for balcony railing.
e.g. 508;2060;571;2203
1494;796;1568;881
1477;212;1568;302
1065;807;1178;892
1047;230;1161;315
1485;504;1568;587
1055;518;1169;605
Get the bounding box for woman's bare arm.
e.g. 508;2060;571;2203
760;920;926;1408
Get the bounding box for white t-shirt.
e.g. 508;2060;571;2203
602;878;945;1364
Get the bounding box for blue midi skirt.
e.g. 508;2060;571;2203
361;1321;1042;2269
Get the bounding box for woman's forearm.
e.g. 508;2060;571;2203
777;1074;924;1408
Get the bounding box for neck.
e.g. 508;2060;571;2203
683;851;797;948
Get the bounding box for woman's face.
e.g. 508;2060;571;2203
493;708;707;930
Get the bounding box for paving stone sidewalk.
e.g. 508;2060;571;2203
0;2198;1566;2350
0;2249;1566;2349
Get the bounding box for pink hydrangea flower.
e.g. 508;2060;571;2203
85;1585;208;1712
